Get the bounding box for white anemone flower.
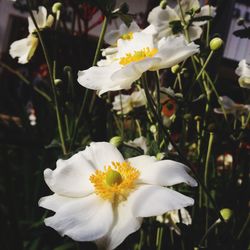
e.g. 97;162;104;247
214;96;250;116
39;142;197;250
112;89;146;114
78;32;199;95
9;6;54;64
235;60;250;89
147;1;216;41
156;208;191;235
105;21;141;45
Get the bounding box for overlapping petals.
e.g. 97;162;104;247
39;142;197;250
78;32;199;95
235;59;250;89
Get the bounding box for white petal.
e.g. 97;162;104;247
38;194;74;212
129;185;194;217
96;201;142;250
128;155;197;187
104;30;121;45
77;62;126;95
188;25;203;41
111;58;161;83
44;194;113;242
44;150;96;197
9;35;38;64
131;89;147;107
154;36;199;70
82;142;124;170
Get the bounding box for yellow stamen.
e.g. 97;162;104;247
89;161;140;202
119;47;158;66
120;32;134;41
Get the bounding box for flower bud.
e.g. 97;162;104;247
150;125;157;134
64;65;72;73
54;79;62;85
156;152;165;160
220;208;233;222
109;136;123;147
171;64;180;74
52;2;62;14
194;115;201;121
160;0;168;9
210;37;223;51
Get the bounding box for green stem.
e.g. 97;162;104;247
237;213;250;240
69;16;109;150
196;51;214;81
141;74;225;224
0;61;52;102
199;220;218;247
27;1;67;155
204;132;214;247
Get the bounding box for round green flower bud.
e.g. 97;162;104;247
52;2;62;14
106;169;123;186
156;152;165;160
54;79;62;85
210;37;223;51
150;125;157;134
171;64;180;74
109;136;123;147
160;0;168;9
220;208;233;222
64;65;72;73
194;115;201;121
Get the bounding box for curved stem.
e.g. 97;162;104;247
27;1;67;155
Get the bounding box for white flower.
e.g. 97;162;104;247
127;136;148;154
39;142;197;250
78;32;199;95
9;6;54;64
148;2;216;41
235;60;250;89
156;208;192;235
214;96;250;116
112;89;146;114
105;21;141;45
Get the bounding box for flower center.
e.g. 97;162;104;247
89;161;140;202
120;32;134;41
119;47;158;66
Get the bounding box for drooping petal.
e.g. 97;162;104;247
44;150;96;197
128;155;197;187
28;6;47;33
81;142;124;170
235;59;250;89
129;185;194;217
96;201;142;250
9;35;38;64
38;194;75;212
153;36;199;70
44;194;114;242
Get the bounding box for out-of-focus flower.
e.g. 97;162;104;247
39;142;197;250
26;101;37;126
105;21;141;45
147;1;216;41
112;89;146;114
9;6;54;64
214;96;250;117
78;32;199;95
127;136;148;154
216;153;233;175
235;60;250;89
156;208;192;235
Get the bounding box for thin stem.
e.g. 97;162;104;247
196;51;214;81
69;16;109;150
237;213;250;240
204;132;214;247
27;1;67;155
0;61;52;102
141;73;225;224
199;220;218;247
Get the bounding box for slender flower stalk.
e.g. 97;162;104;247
27;0;67;155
